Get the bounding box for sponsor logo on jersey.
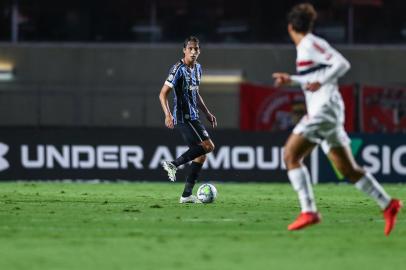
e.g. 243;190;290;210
196;69;201;83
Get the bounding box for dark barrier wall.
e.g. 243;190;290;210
1;44;406;128
1;44;406;86
0;128;404;182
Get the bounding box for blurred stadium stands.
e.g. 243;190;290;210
1;0;406;44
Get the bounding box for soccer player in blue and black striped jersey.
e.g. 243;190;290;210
159;36;217;203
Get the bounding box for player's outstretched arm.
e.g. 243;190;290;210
159;84;174;129
274;72;320;91
197;91;217;128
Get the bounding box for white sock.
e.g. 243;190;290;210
355;173;391;210
288;166;317;213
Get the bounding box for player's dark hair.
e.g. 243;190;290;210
287;3;317;33
183;36;200;48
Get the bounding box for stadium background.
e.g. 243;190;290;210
0;1;405;270
0;0;405;182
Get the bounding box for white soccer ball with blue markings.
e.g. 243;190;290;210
197;183;217;203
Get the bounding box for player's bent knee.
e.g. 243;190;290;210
202;141;215;153
283;152;301;168
208;142;215;152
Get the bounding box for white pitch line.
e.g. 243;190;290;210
182;218;238;222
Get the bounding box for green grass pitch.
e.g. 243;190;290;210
0;182;405;270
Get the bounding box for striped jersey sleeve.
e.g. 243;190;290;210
291;34;350;85
165;61;183;88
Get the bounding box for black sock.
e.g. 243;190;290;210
182;162;203;197
172;145;206;167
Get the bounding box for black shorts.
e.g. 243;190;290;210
175;120;210;146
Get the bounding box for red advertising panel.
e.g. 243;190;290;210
340;85;356;132
361;86;406;133
240;83;355;131
240;83;305;131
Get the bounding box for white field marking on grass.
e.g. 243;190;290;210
179;218;405;224
325;219;406;223
182;218;239;222
0;226;146;234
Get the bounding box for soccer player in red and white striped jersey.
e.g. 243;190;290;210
273;3;402;235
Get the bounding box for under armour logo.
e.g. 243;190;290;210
0;143;10;171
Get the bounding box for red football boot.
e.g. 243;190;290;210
288;212;321;231
383;199;403;236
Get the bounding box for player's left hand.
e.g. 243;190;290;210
306;82;321;92
206;113;217;128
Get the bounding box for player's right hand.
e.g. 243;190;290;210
165;115;174;129
206;113;217;128
272;72;291;87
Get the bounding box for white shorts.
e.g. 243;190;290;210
293;115;351;154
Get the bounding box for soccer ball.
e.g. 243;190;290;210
196;183;217;203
